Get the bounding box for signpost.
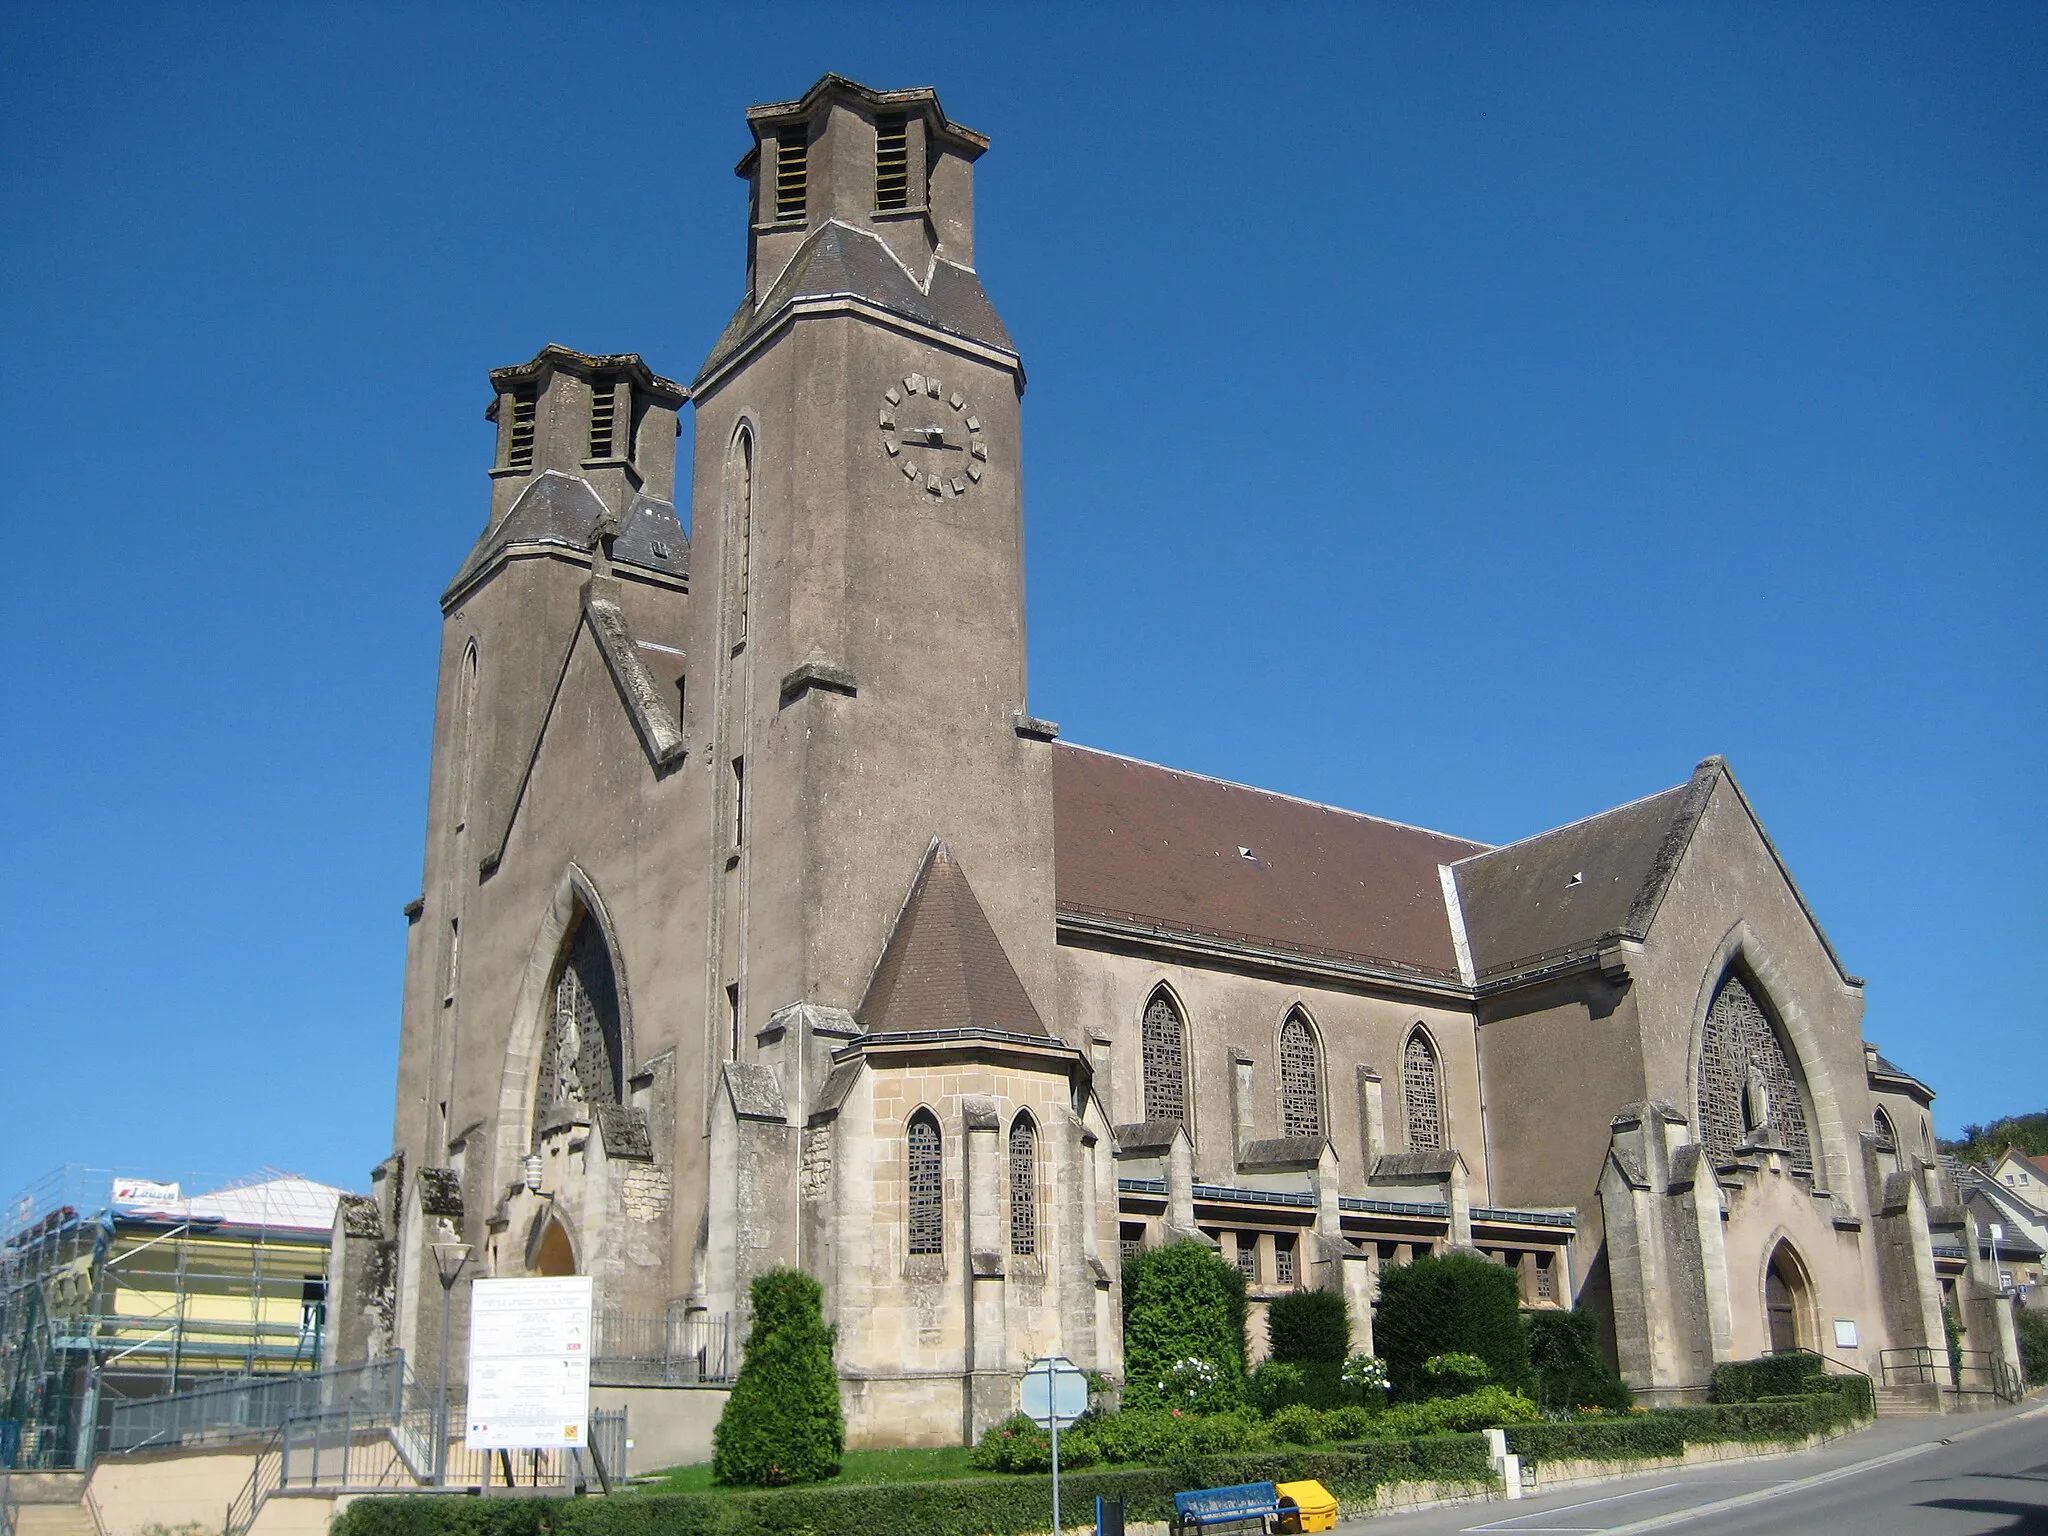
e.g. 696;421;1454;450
1020;1356;1089;1536
465;1276;594;1457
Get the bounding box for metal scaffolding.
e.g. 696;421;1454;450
0;1166;347;1470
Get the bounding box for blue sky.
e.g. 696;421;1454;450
2;4;2042;1199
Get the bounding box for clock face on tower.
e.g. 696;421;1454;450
879;372;987;499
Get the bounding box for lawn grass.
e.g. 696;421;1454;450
638;1444;982;1493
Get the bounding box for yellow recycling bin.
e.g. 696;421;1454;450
1275;1480;1338;1534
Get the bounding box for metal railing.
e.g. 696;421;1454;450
223;1377;628;1535
592;1310;733;1384
1879;1346;2024;1404
107;1354;405;1453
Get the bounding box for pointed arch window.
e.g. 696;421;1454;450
1696;971;1813;1174
1873;1107;1898;1151
1009;1112;1038;1256
1279;1009;1323;1141
453;641;478;834
907;1110;944;1256
1402;1029;1443;1152
1141;991;1187;1124
534;909;624;1138
730;429;753;644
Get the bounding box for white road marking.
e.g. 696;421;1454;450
1461;1484;1687;1531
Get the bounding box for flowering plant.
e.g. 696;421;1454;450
1159;1356;1220;1405
1341;1352;1391;1395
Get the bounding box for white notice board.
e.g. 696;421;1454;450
465;1275;593;1449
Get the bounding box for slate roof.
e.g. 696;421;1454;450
858;841;1046;1036
447;473;688;597
698;221;1014;384
1052;744;1485;980
1449;766;1715;980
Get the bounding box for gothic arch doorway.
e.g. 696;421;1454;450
531;1216;578;1277
1764;1243;1810;1354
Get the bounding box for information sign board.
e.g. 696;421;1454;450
465;1275;593;1450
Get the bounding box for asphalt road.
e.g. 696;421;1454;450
1344;1400;2048;1535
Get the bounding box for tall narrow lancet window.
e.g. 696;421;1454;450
907;1110;943;1256
730;430;753;644
1141;991;1187;1124
534;909;625;1139
1402;1029;1443;1152
1279;1009;1323;1141
453;642;478;833
1873;1107;1898;1150
1009;1113;1038;1256
1695;971;1813;1174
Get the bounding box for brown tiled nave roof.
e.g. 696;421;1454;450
1052;744;1487;980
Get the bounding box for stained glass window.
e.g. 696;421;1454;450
1873;1108;1897;1150
908;1111;943;1256
1142;992;1186;1124
1403;1031;1443;1151
1009;1114;1037;1256
1279;1010;1322;1141
535;911;624;1137
1696;973;1812;1174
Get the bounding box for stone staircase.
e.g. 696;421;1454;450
13;1505;98;1536
1874;1383;1944;1416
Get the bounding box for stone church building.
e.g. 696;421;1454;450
328;75;2010;1448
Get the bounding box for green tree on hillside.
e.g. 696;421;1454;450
1940;1109;2048;1166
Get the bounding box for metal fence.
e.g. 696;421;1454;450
593;1310;733;1384
106;1354;405;1453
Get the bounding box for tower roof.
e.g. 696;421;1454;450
858;841;1045;1036
737;74;989;170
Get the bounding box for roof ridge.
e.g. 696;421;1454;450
1055;741;1488;849
1448;775;1696;868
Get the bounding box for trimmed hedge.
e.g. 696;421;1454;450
1376;1253;1532;1400
1525;1310;1633;1414
1122;1241;1248;1412
1708;1353;1824;1403
330;1444;1496;1536
1266;1289;1350;1365
1505;1391;1870;1467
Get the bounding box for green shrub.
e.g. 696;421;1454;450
1122;1240;1248;1412
1375;1253;1532;1400
1247;1360;1306;1414
969;1413;1101;1473
1370;1385;1540;1437
1526;1310;1633;1414
712;1268;846;1485
1506;1390;1869;1467
1267;1403;1326;1445
1421;1352;1491;1396
1266;1289;1350;1364
2017;1307;2048;1387
1248;1358;1354;1413
1708;1353;1823;1403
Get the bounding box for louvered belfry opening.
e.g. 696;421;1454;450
507;383;538;469
1009;1113;1037;1256
534;910;625;1140
1279;1010;1323;1141
587;378;617;460
874;111;910;209
907;1110;943;1256
775;127;808;222
1141;992;1186;1124
1696;971;1813;1174
1403;1030;1443;1151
